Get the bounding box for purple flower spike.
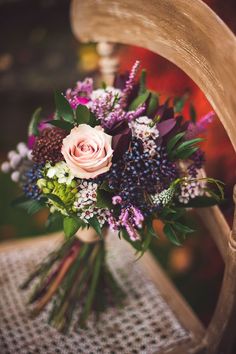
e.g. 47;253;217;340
186;111;215;139
120;60;140;107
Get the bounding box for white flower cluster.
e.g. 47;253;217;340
1;142;32;182
178;179;205;204
80;207;110;227
90;87;122;101
129;116;159;156
73;181;110;227
74;181;98;209
130;116;159;140
46;161;74;185
152;187;175;206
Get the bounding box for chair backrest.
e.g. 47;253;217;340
70;1;236;353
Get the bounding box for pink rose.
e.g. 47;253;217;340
61;124;113;179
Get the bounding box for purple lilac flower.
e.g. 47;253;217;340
185;111;215;139
119;205;144;241
120;60;140;107
65;78;93;109
91;90;145;129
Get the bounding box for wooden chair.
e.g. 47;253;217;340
0;1;235;353
72;0;236;353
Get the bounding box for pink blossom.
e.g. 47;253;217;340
61;124;113;179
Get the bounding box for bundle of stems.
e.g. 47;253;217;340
21;235;125;333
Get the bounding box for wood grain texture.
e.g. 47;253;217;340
70;1;236;353
71;0;236;152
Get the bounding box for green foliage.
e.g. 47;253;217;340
47;120;74;131
75;104;90;125
177;196;219;208
164;223;182;246
128;90;149;111
96;190;112;209
138;69;147;94
146;92;159;117
167;133;203;160
46;212;63;231
63;216;84;238
89;112;99;127
28;107;42;136
54;91;74;122
167;132;185;155
87;216;102;238
173;93;188;113
11;195;46;215
46;193;66;209
79;244;104;327
99;180;112;192
189;103;197;123
121;228;143;252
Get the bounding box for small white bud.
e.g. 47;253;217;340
8;150;17;160
1;161;11;173
9;154;21;169
17;142;28;157
27;150;33;160
11;171;20;182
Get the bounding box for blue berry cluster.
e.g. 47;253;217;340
108;138;178;216
23;164;43;200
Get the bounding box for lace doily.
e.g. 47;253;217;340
0;234;192;353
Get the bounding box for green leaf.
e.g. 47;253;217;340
139;69;147;94
99;180;112;192
173;222;194;234
28;107;42;136
54;91;74;122
75;105;90;125
146;93;159;117
121;228;143;252
174;93;188;113
140;227;153;257
89;112;99;127
189;103;197;123
46;193;66;209
177;196;219;208
47;120;74;131
87;216;102;238
175;146;199;159
167;132;185;155
174;98;185;113
164;223;182;246
175;138;203;153
146;218;157;238
46;212;63;231
63;216;83;238
128;91;150;111
96;190;112;209
79;245;104;326
11;196;45;215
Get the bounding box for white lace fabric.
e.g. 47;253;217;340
0;235;192;354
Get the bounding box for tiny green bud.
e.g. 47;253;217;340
47;181;54;190
71;180;77;188
42;187;50;194
37;178;46;189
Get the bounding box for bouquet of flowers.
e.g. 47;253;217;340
1;61;223;332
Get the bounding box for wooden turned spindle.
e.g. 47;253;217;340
96;42;119;86
229;185;236;250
